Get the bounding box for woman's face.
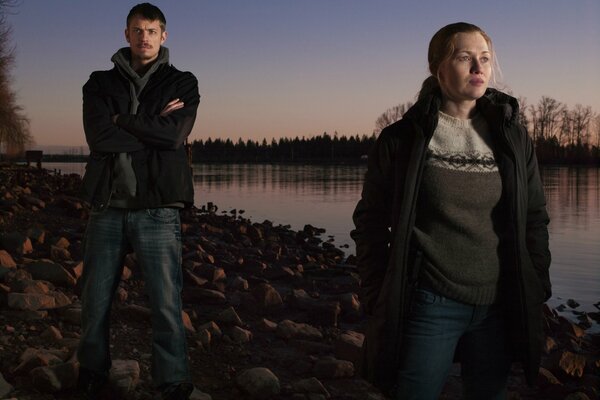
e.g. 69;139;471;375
437;32;492;104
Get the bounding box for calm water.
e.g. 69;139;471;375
45;162;600;315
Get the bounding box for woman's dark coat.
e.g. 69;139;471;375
351;88;551;394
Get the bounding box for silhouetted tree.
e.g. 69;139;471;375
0;0;33;158
373;101;413;135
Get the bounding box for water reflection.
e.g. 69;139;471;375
540;167;600;313
195;164;600;313
42;162;600;313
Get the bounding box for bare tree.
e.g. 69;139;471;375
531;96;564;143
516;96;529;130
594;114;600;149
558;107;572;147
373;101;413;135
570;104;593;147
0;0;33;158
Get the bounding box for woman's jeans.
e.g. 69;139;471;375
77;207;190;387
395;287;511;400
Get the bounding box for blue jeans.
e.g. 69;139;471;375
77;207;190;387
395;288;511;400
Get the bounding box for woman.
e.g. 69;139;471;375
351;22;551;399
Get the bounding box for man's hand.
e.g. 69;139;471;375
160;98;184;117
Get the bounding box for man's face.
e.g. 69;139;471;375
125;16;167;65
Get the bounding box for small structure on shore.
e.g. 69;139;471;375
25;150;43;169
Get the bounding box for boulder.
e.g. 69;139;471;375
291;377;330;398
229;275;249;291
25;259;77;287
228;326;253;343
41;325;63;341
276;320;323;341
557;351;586;378
0;232;33;255
182;309;196;333
50;245;71;262
215;306;244;327
12;348;63;375
334;331;364;366
190;388;213;400
257;318;278;332
198;321;222;339
252;283;283;310
30;362;78;393
0;250;16;268
236;367;280;398
195;263;226;282
183;288;227;305
7;292;56;311
313;357;355;379
109;359;140;396
0;372;13;398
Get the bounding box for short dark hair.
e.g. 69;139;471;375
127;3;166;31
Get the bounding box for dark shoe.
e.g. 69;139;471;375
77;367;108;400
161;382;194;400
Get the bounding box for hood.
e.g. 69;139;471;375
402;87;520;127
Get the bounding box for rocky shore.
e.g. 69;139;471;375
0;165;598;400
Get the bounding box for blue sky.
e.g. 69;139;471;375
7;0;600;147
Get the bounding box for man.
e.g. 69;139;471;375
77;3;199;400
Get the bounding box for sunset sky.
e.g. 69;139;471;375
7;0;600;149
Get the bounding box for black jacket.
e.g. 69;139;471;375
81;62;200;209
351;88;551;393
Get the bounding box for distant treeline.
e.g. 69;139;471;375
190;133;376;163
190;133;600;166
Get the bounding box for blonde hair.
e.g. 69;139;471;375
418;22;502;100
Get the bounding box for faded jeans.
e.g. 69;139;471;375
77;207;190;387
395;287;511;400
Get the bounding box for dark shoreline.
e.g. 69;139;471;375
0;165;598;399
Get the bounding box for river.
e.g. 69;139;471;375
45;162;600;321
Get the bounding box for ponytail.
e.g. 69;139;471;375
418;75;440;100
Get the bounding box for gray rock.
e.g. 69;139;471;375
228;326;253;343
236;367;280;398
183;288;227;304
0;232;33;255
252;283;283;310
230;275;249;291
25;259;77;287
7;292;56;311
13;348;63;375
197;321;222;339
196;329;212;350
313;357;354;379
216;306;244;326
0;250;16;268
190;388;213;400
50;245;71;262
21;195;46;209
41;325;63;341
195;263;226;282
291;377;330;398
334;331;364;366
257;318;278;332
30;361;78;393
109;359;140;396
276;320;323;341
60;305;82;325
557;351;586;378
182;309;196;333
565;393;591;400
0;372;13;398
